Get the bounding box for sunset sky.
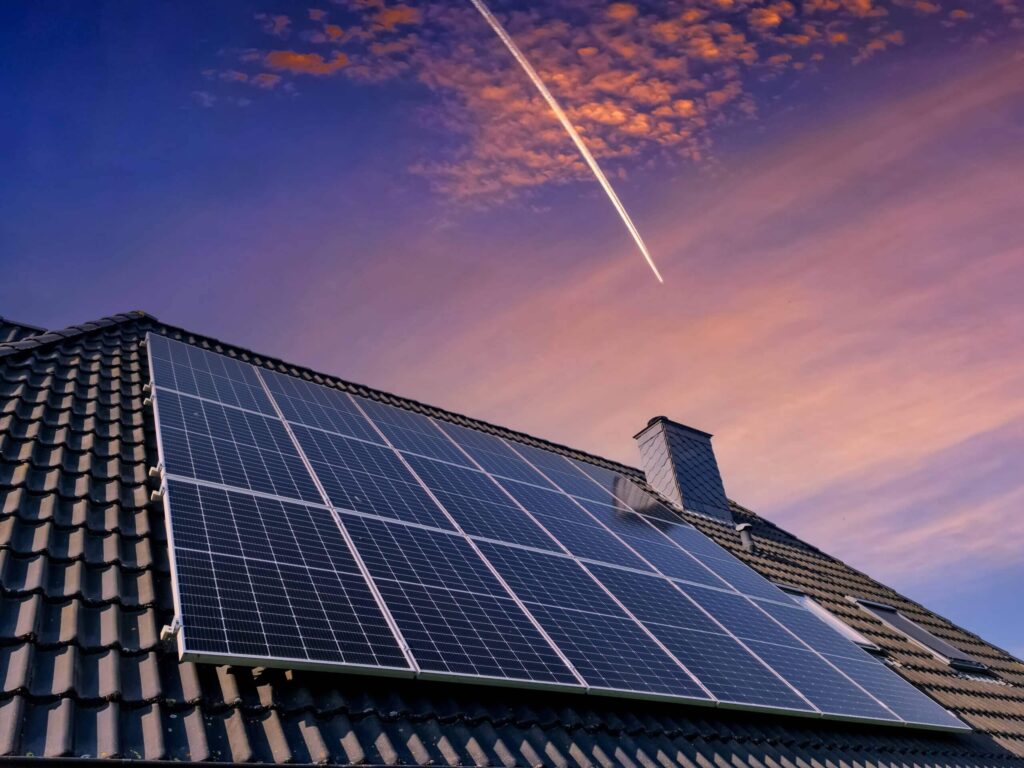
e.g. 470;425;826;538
2;2;1023;657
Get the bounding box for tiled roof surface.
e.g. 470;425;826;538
0;316;46;346
1;312;1023;765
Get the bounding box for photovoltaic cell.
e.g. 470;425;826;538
587;565;722;634
339;514;577;684
357;397;470;466
616;533;728;588
342;514;509;596
402;454;558;550
477;543;709;699
509;443;618;502
569;459;681;522
532;514;652;570
292;425;454;530
526;602;710;698
756;600;870;661
149;333;968;731
260;369;383;444
375;580;577;683
477;543;624;614
685;587;798;647
498;480;599;527
651;625;813;710
149;334;275;415
165;481;409;669
437;422;557;487
691;553;793;602
825;654;965;728
745;640;898;721
157;389;321;504
648;520;735;560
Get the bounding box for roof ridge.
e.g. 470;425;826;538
0;311;153;357
0;316;48;334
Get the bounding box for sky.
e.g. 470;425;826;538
1;2;1023;659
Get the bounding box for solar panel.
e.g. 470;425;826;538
149;334;275;415
436;421;557;487
155;388;321;504
261;369;384;444
478;543;712;700
290;424;455;531
148;333;968;731
164;480;409;670
340;515;578;684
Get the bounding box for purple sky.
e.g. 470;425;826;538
2;1;1023;658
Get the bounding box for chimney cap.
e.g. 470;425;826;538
735;522;753;532
634;416;714;440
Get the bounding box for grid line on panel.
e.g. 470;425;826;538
682;582;903;720
164;480;410;668
292;424;455;531
506;441;621;503
154;388;322;504
148;334;275;415
476;541;714;700
569;458;687;523
345;396;588;688
261;368;385;444
496;438;901;715
401;454;561;551
497;450;708;580
357;396;472;466
436;420;559;487
588;564;818;712
335;514;580;685
253;368;419;672
825;654;965;728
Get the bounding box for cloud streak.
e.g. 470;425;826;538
467;0;664;282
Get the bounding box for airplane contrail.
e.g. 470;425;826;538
467;0;664;283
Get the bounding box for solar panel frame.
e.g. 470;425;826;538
160;480;414;676
147;333;971;732
154;388;323;504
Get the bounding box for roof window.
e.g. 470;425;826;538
854;598;989;673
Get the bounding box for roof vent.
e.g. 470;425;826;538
736;522;755;553
633;417;734;523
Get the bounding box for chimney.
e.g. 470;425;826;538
633;417;734;523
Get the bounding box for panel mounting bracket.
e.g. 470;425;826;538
159;617;181;644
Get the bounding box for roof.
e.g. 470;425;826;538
0;316;46;345
1;311;1023;765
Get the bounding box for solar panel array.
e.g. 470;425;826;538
147;333;967;731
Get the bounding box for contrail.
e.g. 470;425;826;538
467;0;664;283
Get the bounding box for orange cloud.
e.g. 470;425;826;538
374;4;420;31
213;0;1007;201
264;50;348;75
252;72;282;88
607;3;639;21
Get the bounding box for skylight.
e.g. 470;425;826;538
855;599;989;673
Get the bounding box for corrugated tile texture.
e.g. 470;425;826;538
0;317;46;346
1;312;1023;765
